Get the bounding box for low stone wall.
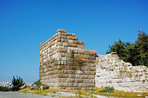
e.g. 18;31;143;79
96;52;148;92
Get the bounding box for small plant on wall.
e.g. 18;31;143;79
74;55;85;70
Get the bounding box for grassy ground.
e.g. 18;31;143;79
19;87;148;98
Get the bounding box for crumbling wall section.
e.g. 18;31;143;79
96;52;148;92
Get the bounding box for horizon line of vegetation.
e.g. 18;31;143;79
106;29;148;67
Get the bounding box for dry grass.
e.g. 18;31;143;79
19;87;148;98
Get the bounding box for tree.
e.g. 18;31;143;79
106;30;148;67
136;30;148;66
125;43;140;66
12;76;24;91
106;39;129;61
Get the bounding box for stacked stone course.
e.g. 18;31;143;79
39;29;96;89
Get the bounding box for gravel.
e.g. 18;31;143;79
0;91;109;98
0;92;53;98
48;92;76;97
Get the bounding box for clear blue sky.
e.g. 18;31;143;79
0;0;148;83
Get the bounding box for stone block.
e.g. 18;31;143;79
67;36;73;39
57;29;67;33
68;74;76;78
75;79;83;83
66;79;75;83
73;37;78;40
58;74;68;78
65;33;73;36
59;48;67;53
73;41;80;44
58;83;68;87
64;70;75;74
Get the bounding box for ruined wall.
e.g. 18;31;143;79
96;52;148;92
39;29;96;89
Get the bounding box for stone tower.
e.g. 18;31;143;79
39;29;96;89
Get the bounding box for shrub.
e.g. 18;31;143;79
12;75;24;91
0;86;11;91
88;89;96;91
99;87;114;93
74;88;80;90
34;80;42;89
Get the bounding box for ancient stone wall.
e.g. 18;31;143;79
39;29;96;89
96;52;148;92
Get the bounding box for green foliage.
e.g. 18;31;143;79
99;87;114;93
74;88;80;90
34;80;42;88
106;39;126;57
88;89;96;91
124;43;141;65
106;30;148;66
136;30;148;66
137;30;148;53
12;75;24;91
0;86;12;91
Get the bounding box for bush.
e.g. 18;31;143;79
74;88;80;90
34;80;42;89
99;87;114;93
12;75;24;91
0;86;11;91
88;89;96;91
